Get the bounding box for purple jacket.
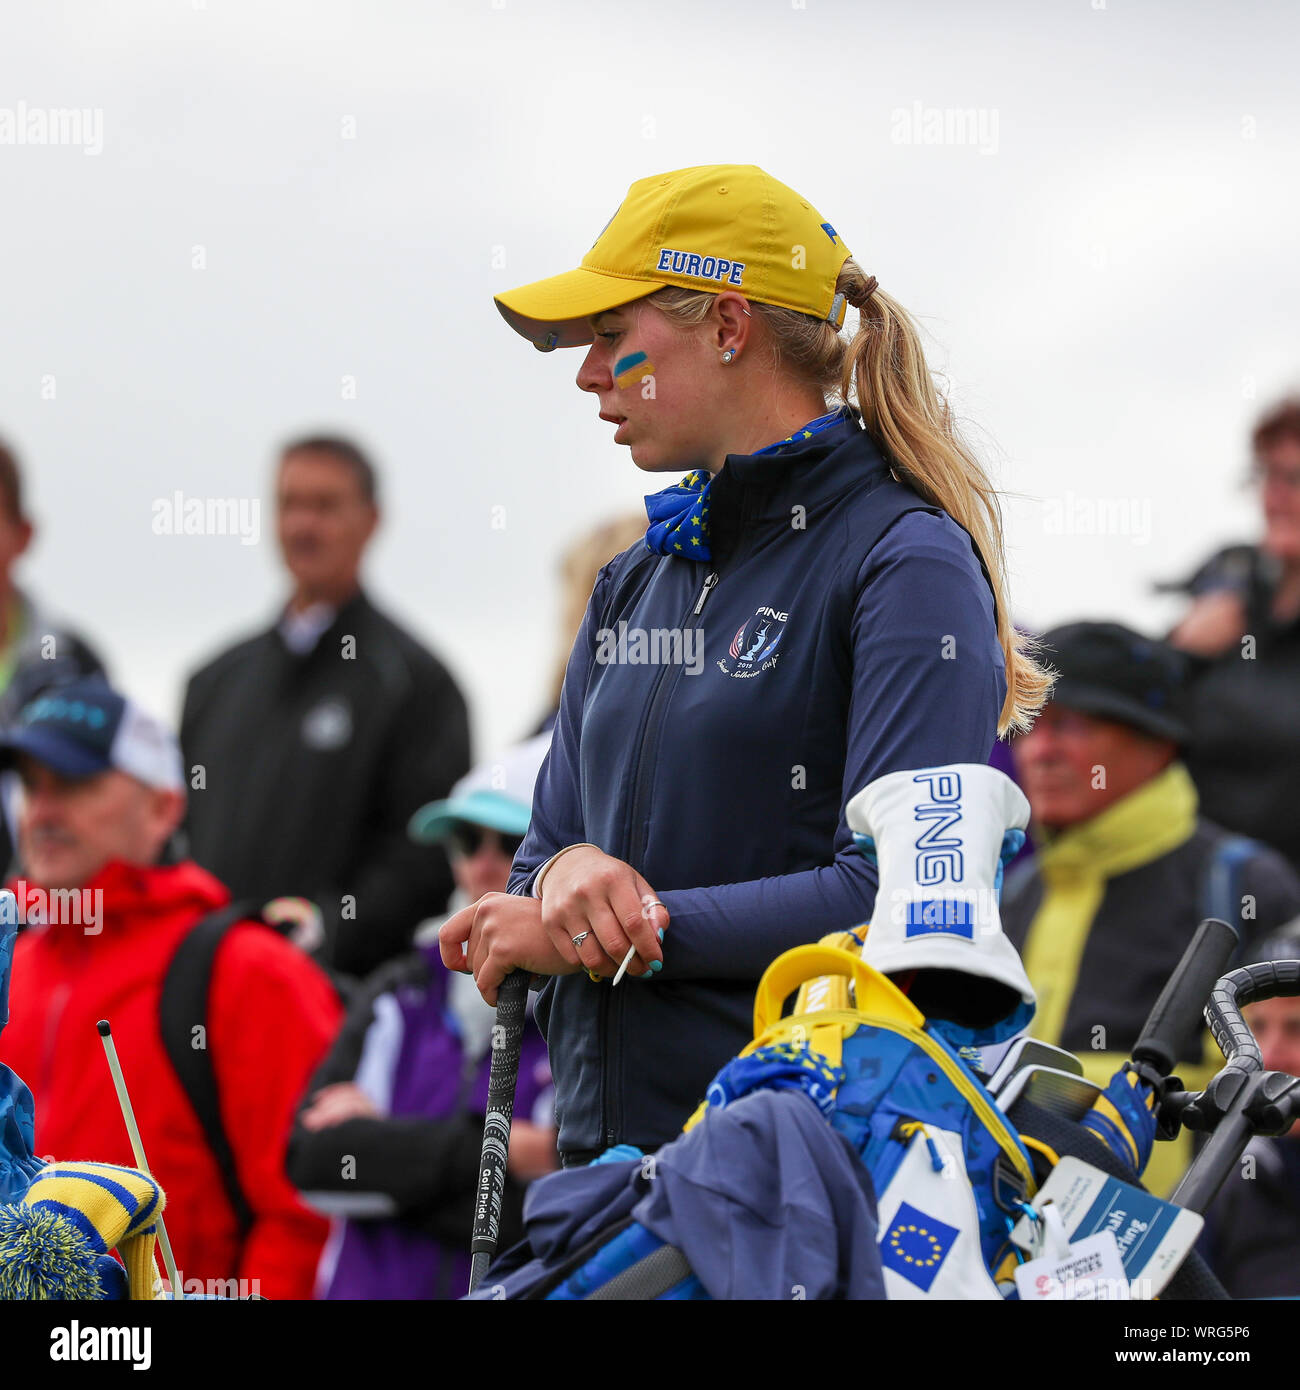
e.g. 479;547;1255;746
287;941;552;1299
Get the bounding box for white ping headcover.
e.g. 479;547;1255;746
846;764;1035;1039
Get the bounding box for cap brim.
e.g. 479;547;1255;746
1049;679;1189;744
0;727;109;780
494;267;664;350
408;791;532;844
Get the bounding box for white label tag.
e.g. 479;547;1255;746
1014;1231;1127;1301
1009;1157;1203;1299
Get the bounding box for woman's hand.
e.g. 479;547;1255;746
539;847;667;981
440;892;579;1004
299;1082;381;1131
507;1121;560;1182
1169;590;1248;658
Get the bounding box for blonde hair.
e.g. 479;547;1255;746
548;513;648;712
647;265;1051;735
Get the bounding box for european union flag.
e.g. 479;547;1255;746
879;1202;959;1292
905;898;974;939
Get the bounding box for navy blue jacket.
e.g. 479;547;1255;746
509;412;1006;1155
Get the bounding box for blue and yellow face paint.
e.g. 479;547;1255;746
614;350;654;391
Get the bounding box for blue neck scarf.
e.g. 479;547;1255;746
643;409;850;559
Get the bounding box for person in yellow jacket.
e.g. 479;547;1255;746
1000;621;1300;1193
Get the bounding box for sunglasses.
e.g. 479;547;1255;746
447;824;525;860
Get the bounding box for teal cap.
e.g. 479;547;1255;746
408;732;550;845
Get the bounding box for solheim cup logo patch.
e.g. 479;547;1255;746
879;1202;959;1292
717;605;787;678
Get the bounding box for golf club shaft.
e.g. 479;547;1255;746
97;1020;185;1300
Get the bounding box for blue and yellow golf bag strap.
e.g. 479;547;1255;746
685;935;1039;1286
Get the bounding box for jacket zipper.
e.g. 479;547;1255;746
40;925;91;1102
41;980;72;1100
693;571;719;615
599;564;722;1150
625;563;726;866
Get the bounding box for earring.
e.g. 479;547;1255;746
722;349;736;364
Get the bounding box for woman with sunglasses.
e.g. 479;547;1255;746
442;164;1050;1165
289;736;557;1297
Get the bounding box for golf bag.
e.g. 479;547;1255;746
471;937;1043;1300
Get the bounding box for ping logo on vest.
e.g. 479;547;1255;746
656;248;745;286
718;605;788;679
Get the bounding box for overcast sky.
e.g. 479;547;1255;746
1;0;1296;759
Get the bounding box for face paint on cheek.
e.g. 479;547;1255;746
614;350;654;391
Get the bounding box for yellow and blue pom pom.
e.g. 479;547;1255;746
0;1205;105;1300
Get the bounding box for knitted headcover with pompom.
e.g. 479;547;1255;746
0;1160;164;1300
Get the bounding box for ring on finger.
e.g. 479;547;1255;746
571;931;590;949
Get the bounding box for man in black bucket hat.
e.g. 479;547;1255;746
999;621;1300;1194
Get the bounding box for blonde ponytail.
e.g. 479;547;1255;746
649;265;1051;735
835;263;1051;735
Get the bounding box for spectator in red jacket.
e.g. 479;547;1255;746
0;677;342;1299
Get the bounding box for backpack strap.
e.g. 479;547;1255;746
159;901;267;1240
1201;833;1257;957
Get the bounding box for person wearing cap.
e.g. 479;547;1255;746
180;433;471;981
441;163;1052;1165
1001;621;1300;1192
1167;397;1300;873
0;677;343;1299
1198;921;1300;1298
287;735;556;1299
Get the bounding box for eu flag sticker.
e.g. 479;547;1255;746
879;1202;959;1292
905;898;974;939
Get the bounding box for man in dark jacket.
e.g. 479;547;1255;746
1001;621;1300;1193
181;435;471;979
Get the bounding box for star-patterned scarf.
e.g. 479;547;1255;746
642;408;852;559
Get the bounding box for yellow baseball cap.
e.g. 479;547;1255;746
494;164;853;351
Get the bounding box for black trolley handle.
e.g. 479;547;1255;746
1171;958;1300;1215
1204;959;1300;1074
1130;917;1239;1080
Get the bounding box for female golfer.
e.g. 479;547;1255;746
442;164;1050;1164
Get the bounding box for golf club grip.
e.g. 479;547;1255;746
468;969;529;1294
1205;959;1300;1071
1131;918;1238;1076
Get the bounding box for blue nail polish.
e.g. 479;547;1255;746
657;927;665;942
649;959;662;974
